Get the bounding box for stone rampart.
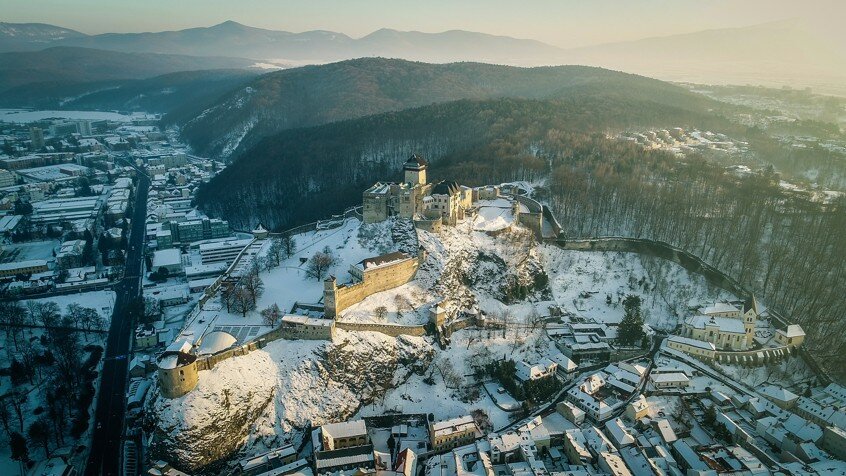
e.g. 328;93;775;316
335;321;426;337
325;255;420;318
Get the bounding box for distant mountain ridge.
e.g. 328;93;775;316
0;46;257;95
0;20;563;65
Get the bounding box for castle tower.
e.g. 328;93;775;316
404;154;428;186
742;295;759;348
323;276;338;318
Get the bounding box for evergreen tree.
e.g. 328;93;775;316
617;294;645;346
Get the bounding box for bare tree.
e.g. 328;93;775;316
0;399;12;438
260;303;282;326
27;417;51;458
8;393;24;432
242;267;265;304
30;301;60;328
374;306;388;321
0;302;27;350
281;235;296;258
306;251;335;281
230;286;255;317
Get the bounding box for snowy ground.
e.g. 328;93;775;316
539;245;733;330
472;199;516;232
0;109;153;123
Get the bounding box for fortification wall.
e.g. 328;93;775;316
335;321;425;337
414;217;442;233
513;195;544;237
326;256;420;317
714;346;795;365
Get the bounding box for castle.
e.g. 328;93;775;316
362;154;473;226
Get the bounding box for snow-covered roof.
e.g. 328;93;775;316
357;251;410;271
650;373;690;384
152;248;182;268
685;314;745;334
777;324;805;338
667;335;716;351
322;419;367;440
698;302;739;315
431;415;477;438
759;385;798;403
604;418;635;447
197;331;237;355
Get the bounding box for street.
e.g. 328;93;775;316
85;171;150;475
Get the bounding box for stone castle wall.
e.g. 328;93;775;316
335;321;426;337
325;255;420;318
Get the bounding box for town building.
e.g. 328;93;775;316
0;259;49;278
199;238;251;265
775;324;806;348
429;415;480;451
320;420;369;451
152;248;184;276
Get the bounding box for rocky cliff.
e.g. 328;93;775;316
147;330;434;473
145;350;277;473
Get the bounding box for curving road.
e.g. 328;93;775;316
85;170;149;475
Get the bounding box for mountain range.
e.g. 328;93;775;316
2;20;845;93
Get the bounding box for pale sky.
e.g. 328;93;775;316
1;0;843;48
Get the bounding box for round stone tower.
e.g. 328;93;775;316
157;348;199;398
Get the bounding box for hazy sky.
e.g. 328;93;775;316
1;0;843;48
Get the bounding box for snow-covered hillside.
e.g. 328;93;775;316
148;216;732;472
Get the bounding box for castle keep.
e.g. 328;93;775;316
362;154;473;227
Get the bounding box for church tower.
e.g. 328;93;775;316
403;154;428;186
742;295;759;348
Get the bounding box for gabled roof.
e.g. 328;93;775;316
431;180;461;196
404;153;428;168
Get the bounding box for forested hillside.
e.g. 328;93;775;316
0;69;258;112
195;96;729;229
172;58;717;157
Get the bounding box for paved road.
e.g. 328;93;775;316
85;171;149;476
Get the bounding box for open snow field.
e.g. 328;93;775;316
539;245;733;330
0;109;153;124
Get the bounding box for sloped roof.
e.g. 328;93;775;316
404;153;428;168
431;180;461;196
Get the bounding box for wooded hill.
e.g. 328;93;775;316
171;58;718;157
0;69;259;113
195;95;729;230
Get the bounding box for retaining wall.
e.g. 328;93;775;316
335;321;426;337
